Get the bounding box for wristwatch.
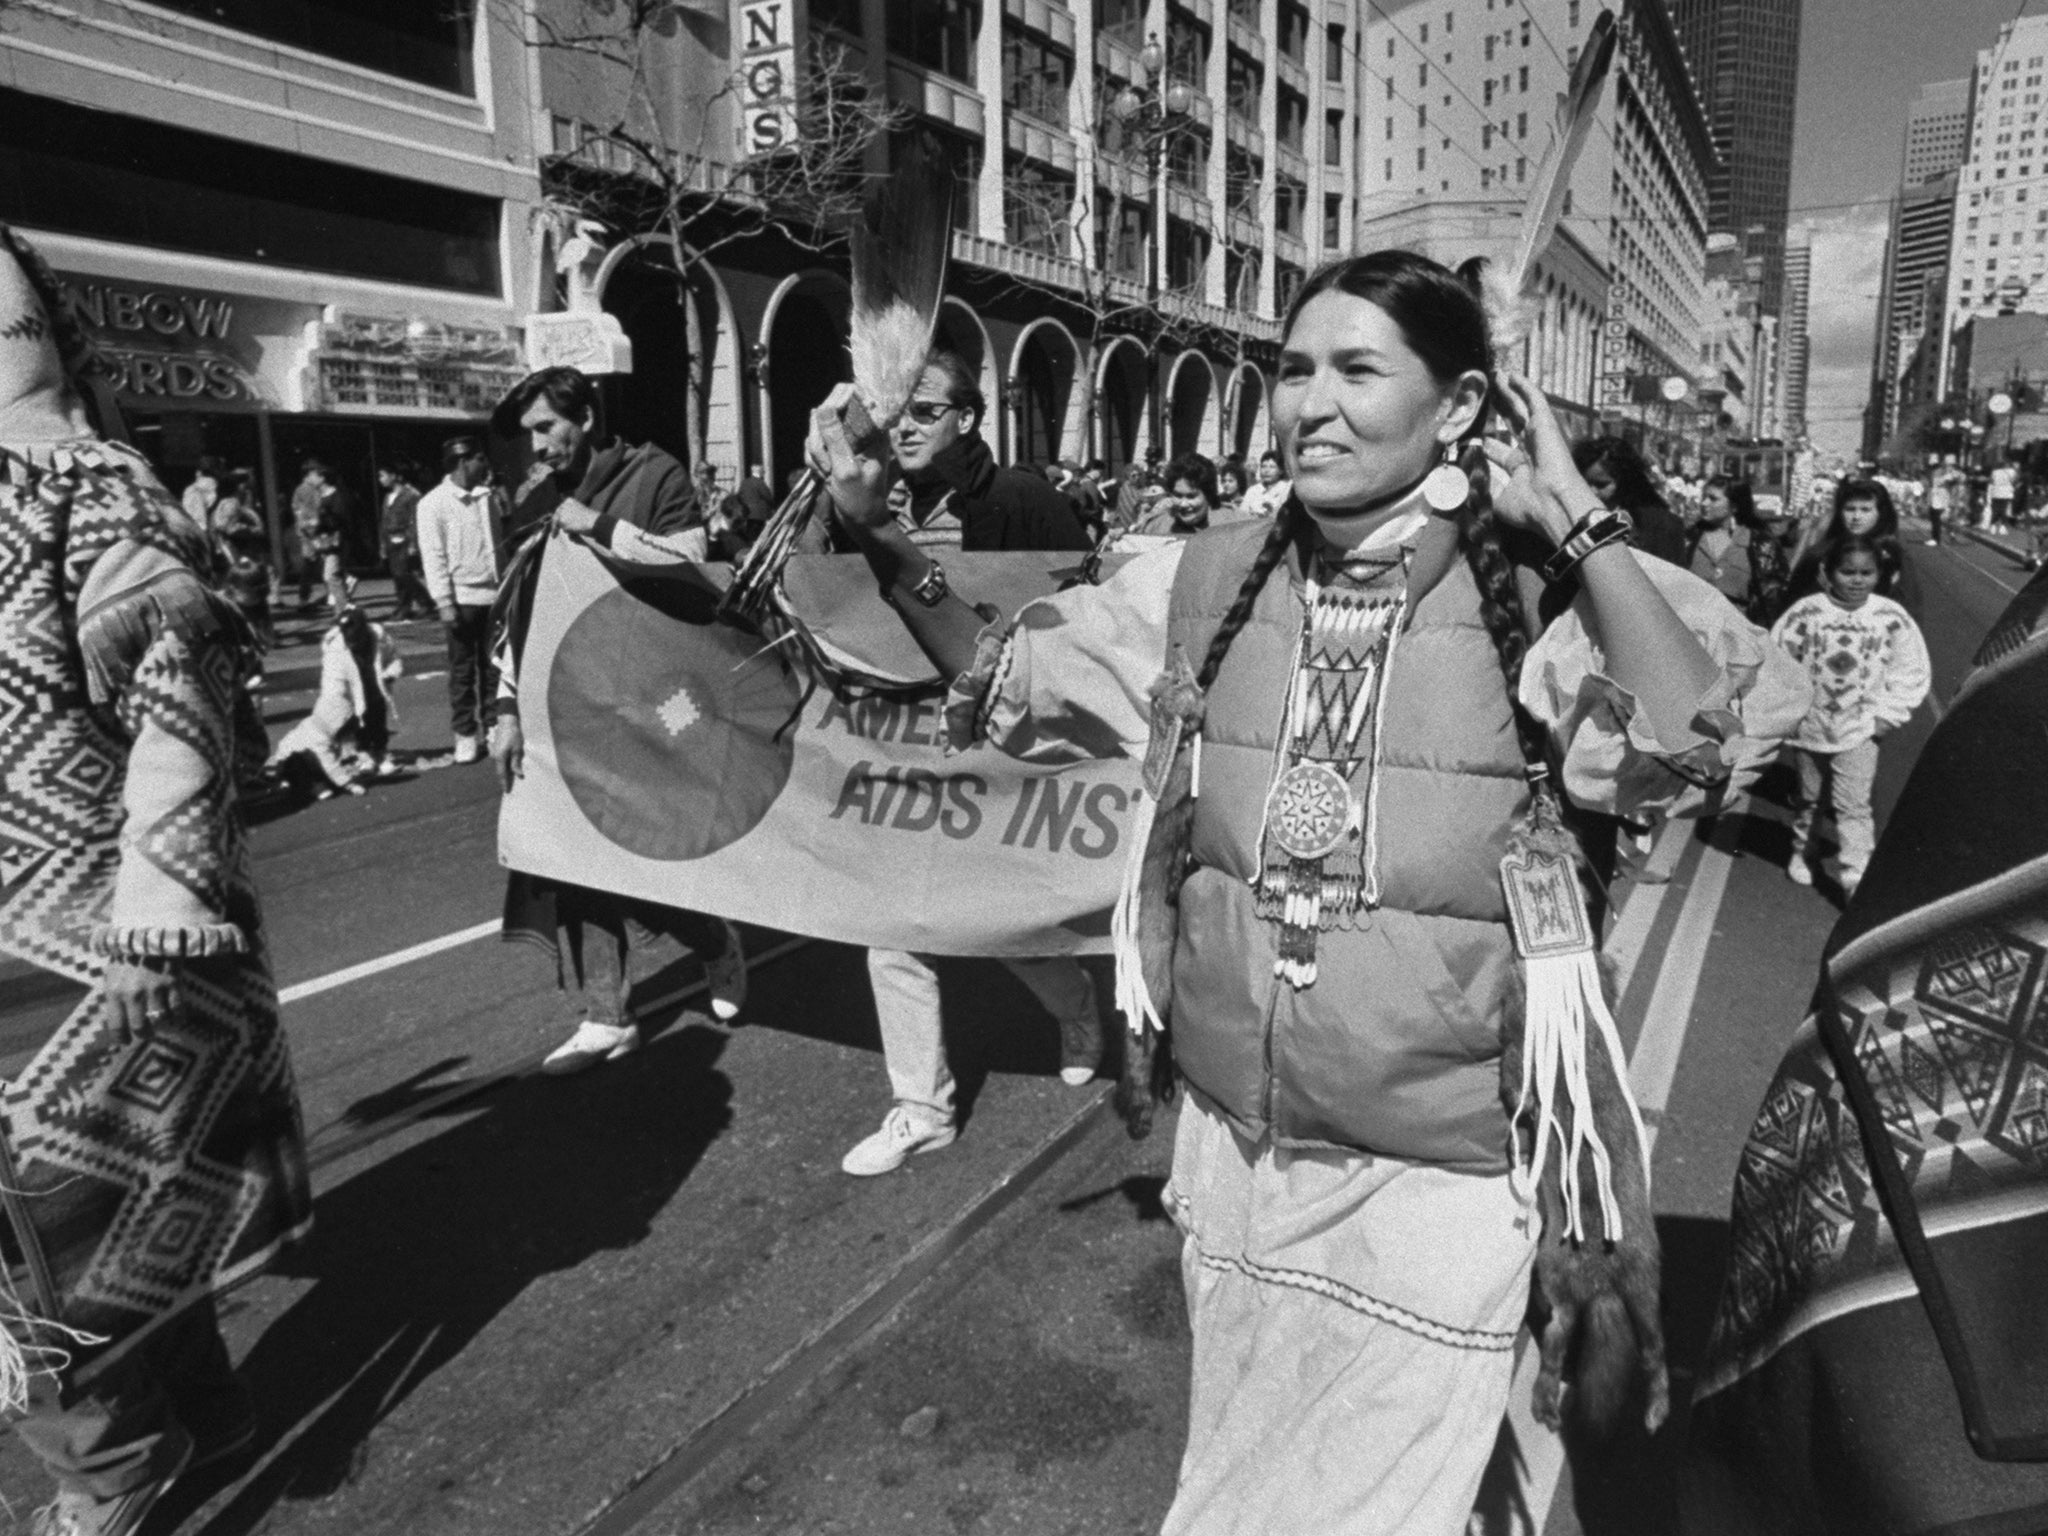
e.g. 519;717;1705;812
908;558;950;607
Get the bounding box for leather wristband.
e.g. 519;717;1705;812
1540;508;1632;585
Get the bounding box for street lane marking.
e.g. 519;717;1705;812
1942;542;2022;597
1605;816;1694;999
278;919;500;1004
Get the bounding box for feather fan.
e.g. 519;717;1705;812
1486;7;1619;354
723;134;956;621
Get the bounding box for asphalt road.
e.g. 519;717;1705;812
0;534;2026;1536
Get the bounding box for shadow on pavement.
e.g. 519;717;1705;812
728;942;1113;1131
150;1023;734;1536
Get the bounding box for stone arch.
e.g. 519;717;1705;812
589;234;744;475
1009;317;1085;468
1227;363;1270;463
1093;335;1150;476
934;298;1000;438
757;269;852;491
1165;350;1221;460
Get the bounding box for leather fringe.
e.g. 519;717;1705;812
1111;650;1204;1139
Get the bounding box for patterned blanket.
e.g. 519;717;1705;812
1684;567;2048;1534
0;435;309;1388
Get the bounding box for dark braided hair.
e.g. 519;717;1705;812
1192;250;1543;772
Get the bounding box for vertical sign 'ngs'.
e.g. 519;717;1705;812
737;0;800;156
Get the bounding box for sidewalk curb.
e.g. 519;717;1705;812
1948;522;2035;566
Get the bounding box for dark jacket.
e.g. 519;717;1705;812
803;432;1091;554
902;432;1091;552
1627;498;1690;567
506;438;699;552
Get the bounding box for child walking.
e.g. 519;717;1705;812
1769;534;1931;895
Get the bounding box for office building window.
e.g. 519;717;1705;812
886;0;976;82
0;86;500;293
1002;27;1073;127
147;0;475;94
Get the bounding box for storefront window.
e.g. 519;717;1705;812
0;88;502;296
146;0;476;96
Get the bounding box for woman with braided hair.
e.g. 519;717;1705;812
807;250;1808;1532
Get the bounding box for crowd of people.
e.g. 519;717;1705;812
0;210;2020;1536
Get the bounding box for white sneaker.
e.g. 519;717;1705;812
541;1020;640;1075
705;921;747;1022
1786;856;1813;886
841;1105;956;1176
452;734;481;764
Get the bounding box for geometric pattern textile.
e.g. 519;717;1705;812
1697;905;2048;1400
0;436;308;1372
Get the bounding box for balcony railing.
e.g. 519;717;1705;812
951;229;1090;294
1274;230;1307;267
1167;186;1214;226
1227;16;1267;63
1226;112;1266;159
1276;53;1308;94
1275;143;1308;182
1172;0;1216;25
1161;290;1282;340
1230;209;1263;247
1001;0;1077;51
1095;153;1150;201
1007;112;1079;173
887;61;987;136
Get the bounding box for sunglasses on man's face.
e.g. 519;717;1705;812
903;400;958;427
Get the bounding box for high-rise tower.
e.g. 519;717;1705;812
1779;226;1811;441
1863;79;1969;458
1667;0;1803;315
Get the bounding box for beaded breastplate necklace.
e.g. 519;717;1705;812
1255;543;1409;987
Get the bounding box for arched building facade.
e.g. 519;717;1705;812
542;226;1279;495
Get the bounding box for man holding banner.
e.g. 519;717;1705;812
807;351;1108;1177
486;368;745;1069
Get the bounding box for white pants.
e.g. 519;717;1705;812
865;949;1098;1125
1792;741;1879;882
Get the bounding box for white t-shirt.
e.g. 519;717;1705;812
1991;466;2016;501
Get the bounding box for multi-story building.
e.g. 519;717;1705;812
1777;224;1810;442
0;0;544;565
1940;12;2048;402
1903;77;1973;187
1863;80;1969;459
1354;0;1612;432
534;0;1347;485
1596;0;1716;461
1667;0;1802;317
1699;232;1757;435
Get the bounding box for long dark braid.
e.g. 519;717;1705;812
1450;435;1551;777
1196;498;1305;691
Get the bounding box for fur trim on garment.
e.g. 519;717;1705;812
1498;951;1670;1437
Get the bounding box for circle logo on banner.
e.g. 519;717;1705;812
549;587;799;860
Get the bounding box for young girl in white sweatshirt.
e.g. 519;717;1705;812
1769;534;1931;895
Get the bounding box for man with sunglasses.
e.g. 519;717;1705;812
812;350;1105;1176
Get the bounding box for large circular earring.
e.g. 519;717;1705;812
1421;446;1471;512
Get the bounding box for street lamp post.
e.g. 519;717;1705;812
1111;36;1193;457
